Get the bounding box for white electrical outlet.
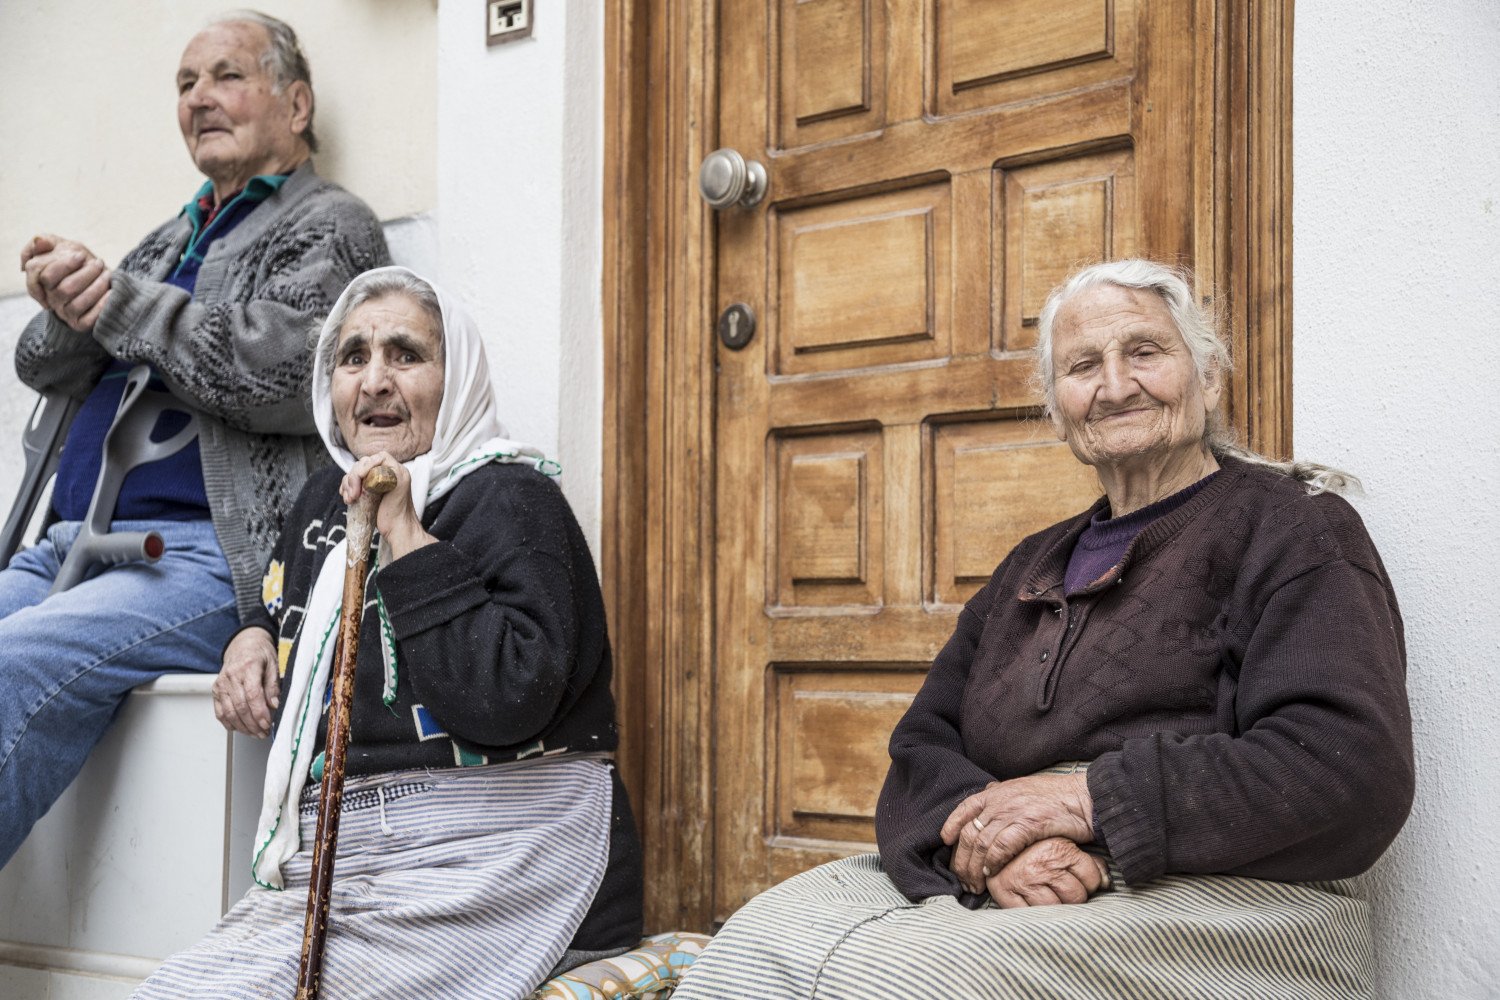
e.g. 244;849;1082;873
487;0;533;46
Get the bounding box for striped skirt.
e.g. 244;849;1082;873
674;853;1373;1000
133;758;611;1000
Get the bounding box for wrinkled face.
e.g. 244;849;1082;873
331;294;445;462
1049;284;1220;474
176;21;307;191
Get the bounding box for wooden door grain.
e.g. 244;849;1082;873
601;0;1294;933
712;0;1205;922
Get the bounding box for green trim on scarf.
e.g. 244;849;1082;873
249;603;340;891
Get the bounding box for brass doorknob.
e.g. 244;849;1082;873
698;148;768;210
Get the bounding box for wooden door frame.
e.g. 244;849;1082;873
602;0;1294;933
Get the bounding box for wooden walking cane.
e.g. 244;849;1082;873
295;464;398;1000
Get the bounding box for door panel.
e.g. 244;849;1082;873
1000;147;1139;352
774;182;952;374
713;0;1205;921
778;0;888;146
935;0;1135;115
768;667;926;851
772;428;885;609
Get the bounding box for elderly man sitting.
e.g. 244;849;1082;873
134;267;643;999
3;11;388;866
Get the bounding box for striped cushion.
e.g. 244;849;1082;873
533;933;713;999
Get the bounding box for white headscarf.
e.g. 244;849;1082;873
251;266;552;889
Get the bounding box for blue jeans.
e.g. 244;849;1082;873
0;519;237;865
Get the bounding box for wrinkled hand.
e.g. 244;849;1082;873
340;452;436;562
213;627;280;737
19;234;64;308
941;771;1095;894
20;234;112;332
986;836;1110;908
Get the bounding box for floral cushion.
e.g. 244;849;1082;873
532;932;713;1000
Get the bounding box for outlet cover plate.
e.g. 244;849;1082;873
486;0;533;46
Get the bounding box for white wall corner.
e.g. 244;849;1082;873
554;0;606;557
0;296;42;514
434;0;604;559
1293;4;1500;998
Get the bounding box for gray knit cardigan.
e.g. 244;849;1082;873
15;163;390;622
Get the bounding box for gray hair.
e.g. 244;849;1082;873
318;270;444;396
211;10;318;153
1035;259;1360;496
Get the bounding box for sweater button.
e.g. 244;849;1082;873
1040;651;1049;661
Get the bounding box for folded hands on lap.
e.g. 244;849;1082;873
940;771;1104;906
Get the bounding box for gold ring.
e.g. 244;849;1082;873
972;817;985;832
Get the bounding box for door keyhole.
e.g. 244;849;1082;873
717;303;756;350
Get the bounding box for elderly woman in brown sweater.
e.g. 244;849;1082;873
675;259;1413;1000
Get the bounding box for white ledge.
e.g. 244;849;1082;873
0;940;155;981
128;673;217;696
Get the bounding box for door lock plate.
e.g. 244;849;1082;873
717;303;756;350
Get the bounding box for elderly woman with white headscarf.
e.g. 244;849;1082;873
675;259;1413;1000
136;267;642;1000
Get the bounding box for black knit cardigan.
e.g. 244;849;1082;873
248;461;642;951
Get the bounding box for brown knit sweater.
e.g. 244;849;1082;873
875;456;1414;904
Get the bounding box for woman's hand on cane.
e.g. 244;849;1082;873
340;452;437;562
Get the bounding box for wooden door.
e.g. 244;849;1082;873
709;0;1214;922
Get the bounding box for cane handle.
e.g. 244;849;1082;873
346;466;397;559
363;465;398;495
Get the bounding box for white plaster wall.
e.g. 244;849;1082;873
0;0;437;298
1294;3;1500;997
0;296;43;537
434;0;603;549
